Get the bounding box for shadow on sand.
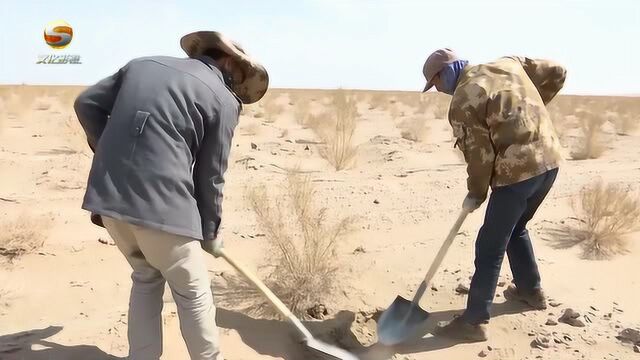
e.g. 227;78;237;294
0;301;532;360
216;299;534;360
0;326;121;360
216;308;360;359
356;300;534;360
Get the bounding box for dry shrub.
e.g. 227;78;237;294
615;114;637;136
259;94;283;123
429;98;450;120
4;91;34;120
415;95;430;115
388;103;402;119
571;113;605;160
33;98;52;111
0;214;53;263
548;180;640;259
305;113;325;132
315;90;359;170
575;181;640;258
399;116;429;142
367;92;386;110
217;171;355;318
294;97;311;126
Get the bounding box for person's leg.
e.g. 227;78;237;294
133;226;221;360
102;217;165;360
461;188;529;325
507;168;558;290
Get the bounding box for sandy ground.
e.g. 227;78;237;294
1;86;639;360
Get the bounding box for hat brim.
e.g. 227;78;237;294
422;81;434;93
180;31;269;104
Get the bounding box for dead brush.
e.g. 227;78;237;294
294;97;311;126
415;95;430;115
399;116;429;142
33;97;52;111
314;90;359;170
215;171;356;318
571;112;605;160
429;98;450;120
259;93;283;123
615;113;638;136
0;214;53;263
547;180;640;259
4;91;34;120
367;92;387;110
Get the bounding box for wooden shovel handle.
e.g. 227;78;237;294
217;249;313;340
412;209;470;303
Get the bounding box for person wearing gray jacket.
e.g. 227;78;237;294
74;31;268;360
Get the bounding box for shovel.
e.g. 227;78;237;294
377;209;470;346
216;248;359;360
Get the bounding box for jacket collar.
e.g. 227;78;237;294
193;55;243;106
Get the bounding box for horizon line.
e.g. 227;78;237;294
1;83;638;98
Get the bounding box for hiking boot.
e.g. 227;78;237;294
503;284;547;310
434;316;488;342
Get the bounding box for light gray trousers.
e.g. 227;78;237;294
103;217;222;360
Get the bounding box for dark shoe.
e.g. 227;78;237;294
503;284;547;310
434;317;488;342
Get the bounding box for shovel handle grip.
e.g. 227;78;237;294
217;249;313;340
412;209;470;303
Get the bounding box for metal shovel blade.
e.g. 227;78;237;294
305;338;360;360
377;295;430;346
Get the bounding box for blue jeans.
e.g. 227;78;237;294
462;168;559;325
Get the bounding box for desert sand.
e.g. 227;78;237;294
0;85;639;360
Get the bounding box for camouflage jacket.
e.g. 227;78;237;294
448;56;566;201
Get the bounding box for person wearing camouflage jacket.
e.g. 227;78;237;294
420;48;566;341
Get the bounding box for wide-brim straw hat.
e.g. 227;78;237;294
181;31;269;104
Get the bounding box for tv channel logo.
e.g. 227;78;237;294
37;20;82;64
44;20;73;49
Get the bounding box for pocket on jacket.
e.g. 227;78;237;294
131;111;150;136
129;111;150;160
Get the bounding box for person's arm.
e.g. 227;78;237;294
73;65;127;151
449;100;496;203
515;57;567;105
194;98;239;241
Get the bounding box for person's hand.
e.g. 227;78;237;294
201;237;224;258
462;193;484;213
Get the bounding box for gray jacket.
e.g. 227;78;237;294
74;55;240;241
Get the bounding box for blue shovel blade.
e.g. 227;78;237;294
377;295;431;346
